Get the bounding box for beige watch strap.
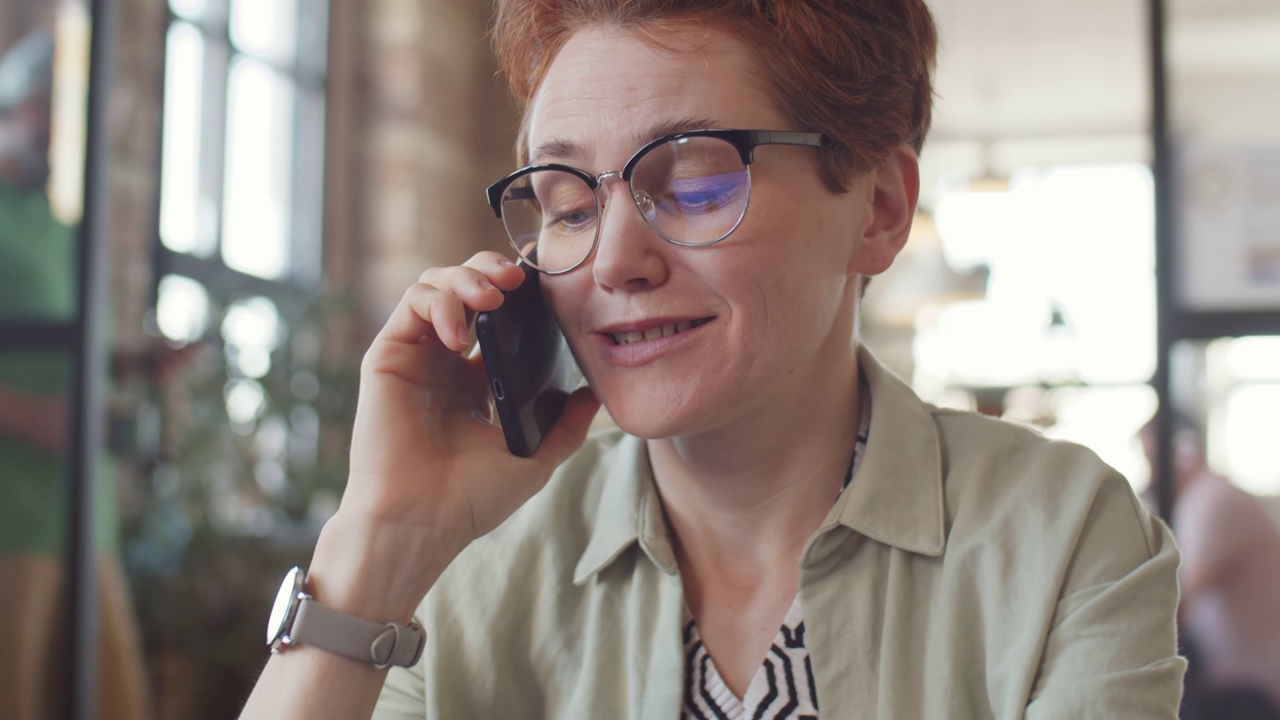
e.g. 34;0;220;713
291;598;426;669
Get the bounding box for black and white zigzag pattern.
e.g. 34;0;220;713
681;597;820;720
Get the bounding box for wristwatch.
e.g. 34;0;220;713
266;566;426;669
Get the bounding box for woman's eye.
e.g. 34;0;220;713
676;191;729;213
665;186;741;215
665;173;746;214
546;207;596;232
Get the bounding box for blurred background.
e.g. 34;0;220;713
0;0;1277;718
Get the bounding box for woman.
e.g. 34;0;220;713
242;1;1184;718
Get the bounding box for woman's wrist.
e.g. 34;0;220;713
305;509;463;624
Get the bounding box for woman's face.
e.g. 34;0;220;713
529;26;882;439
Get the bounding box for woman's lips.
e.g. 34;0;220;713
594;317;715;366
606;317;713;346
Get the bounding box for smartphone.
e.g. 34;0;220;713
476;262;582;457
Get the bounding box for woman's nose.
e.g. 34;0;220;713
589;178;670;291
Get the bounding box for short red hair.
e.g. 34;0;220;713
491;0;938;191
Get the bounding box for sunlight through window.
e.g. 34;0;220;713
221;58;294;279
230;0;297;63
156;274;210;344
159;22;212;256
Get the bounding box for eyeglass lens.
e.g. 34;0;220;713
499;136;751;272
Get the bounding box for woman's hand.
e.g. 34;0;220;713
311;251;600;621
241;251;601;719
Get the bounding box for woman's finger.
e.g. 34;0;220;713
418;254;525;300
373;283;477;352
531;386;602;470
461;251;525;291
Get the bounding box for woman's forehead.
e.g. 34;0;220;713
524;25;781;163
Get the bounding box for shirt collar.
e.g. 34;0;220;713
819;347;946;557
573;346;946;584
573;434;677;584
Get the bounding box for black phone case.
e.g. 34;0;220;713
475;266;579;457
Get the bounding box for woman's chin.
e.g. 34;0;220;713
606;410;683;440
602;395;705;441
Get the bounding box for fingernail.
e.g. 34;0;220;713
478;278;497;290
456;322;469;343
497;258;515;266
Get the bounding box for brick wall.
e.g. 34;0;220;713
107;0;167;358
342;0;520;330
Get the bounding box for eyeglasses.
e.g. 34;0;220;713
485;129;829;274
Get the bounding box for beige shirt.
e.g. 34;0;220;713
375;351;1185;719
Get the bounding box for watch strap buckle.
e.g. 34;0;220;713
370;621;426;670
288;596;427;668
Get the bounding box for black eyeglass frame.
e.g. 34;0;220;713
484;128;830;274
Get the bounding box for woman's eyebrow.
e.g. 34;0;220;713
529;138;582;165
529;117;721;165
636;117;719;146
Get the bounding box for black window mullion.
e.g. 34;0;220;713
293;0;328;289
157;247;313;319
296;0;330;81
204;24;231;261
223;50;317;83
291;86;325;288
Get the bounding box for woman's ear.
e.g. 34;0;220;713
849;144;920;277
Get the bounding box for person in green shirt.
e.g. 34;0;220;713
0;29;81;553
241;1;1185;717
0;29;150;720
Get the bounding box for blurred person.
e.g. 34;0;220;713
0;29;152;720
1143;417;1280;719
241;2;1185;718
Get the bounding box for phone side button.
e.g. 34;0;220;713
491;379;506;400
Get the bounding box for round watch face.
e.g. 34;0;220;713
267;566;304;645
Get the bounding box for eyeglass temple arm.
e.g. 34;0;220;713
487;183;536;218
739;130;828;164
750;130;827;148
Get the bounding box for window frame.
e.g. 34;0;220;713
153;0;330;314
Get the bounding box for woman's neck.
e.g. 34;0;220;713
648;343;864;584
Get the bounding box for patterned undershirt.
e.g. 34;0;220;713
681;395;871;720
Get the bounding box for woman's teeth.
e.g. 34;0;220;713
612;320;698;346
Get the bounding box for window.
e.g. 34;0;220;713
130;6;342;710
158;0;328;287
143;0;337;548
908;164;1160;490
1206;336;1280;496
151;0;332;532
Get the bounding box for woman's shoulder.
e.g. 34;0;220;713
927;406;1164;560
425;428;641;600
931;406;1125;495
860;352;1144;539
